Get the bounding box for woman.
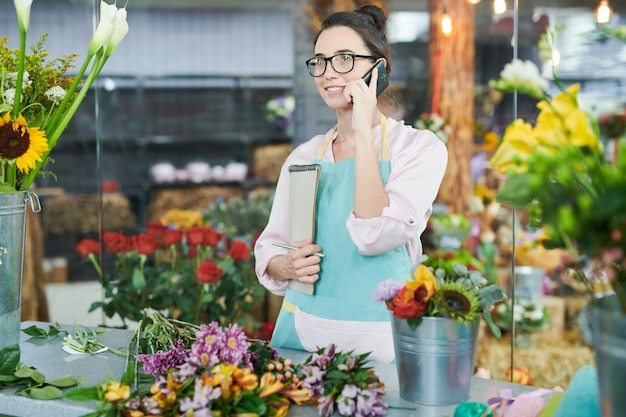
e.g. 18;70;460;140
254;5;447;363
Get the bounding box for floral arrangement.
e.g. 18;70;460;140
65;311;387;417
75;215;265;330
264;94;295;129
373;253;506;335
414;112;453;144
0;0;128;193
427;213;472;251
489;27;626;313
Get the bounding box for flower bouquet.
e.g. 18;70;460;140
489;33;626;314
374;252;506;335
75;218;266;330
0;0;128;193
65;310;387;417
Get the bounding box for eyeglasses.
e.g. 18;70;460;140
305;53;379;77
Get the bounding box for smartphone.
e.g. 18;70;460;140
362;60;389;97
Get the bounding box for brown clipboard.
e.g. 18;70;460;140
287;164;321;295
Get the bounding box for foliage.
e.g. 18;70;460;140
414;112;452;143
0;1;128;192
0;344;81;400
490;27;626;313
75;213;266;330
373;253;506;337
64;311;386;417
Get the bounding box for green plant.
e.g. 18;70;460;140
75;219;266;330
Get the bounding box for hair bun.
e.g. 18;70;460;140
357;5;387;33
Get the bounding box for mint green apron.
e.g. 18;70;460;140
271;117;411;361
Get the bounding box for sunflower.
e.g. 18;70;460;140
0;111;48;173
432;281;481;325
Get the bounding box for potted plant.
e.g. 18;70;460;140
373;252;506;405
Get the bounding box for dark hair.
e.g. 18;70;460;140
313;5;392;75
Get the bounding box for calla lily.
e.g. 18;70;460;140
13;0;33;32
88;1;117;55
104;7;129;57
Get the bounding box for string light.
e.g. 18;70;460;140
493;0;507;14
595;0;613;24
442;7;452;36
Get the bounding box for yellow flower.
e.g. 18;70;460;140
0;111;48;173
490;119;537;173
103;381;130;403
258;373;285;398
482;131;499;152
405;264;437;303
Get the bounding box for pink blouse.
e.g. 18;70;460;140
254;117;448;295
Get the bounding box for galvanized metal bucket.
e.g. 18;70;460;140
590;298;626;417
0;191;41;351
391;315;479;405
514;266;545;303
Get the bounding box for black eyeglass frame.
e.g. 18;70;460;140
305;53;380;77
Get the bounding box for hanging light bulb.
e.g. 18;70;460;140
441;8;453;36
467;0;481;4
493;0;507;14
595;0;613;24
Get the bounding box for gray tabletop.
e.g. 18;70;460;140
0;322;543;417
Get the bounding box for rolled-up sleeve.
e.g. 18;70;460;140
346;125;448;263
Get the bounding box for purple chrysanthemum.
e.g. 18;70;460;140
219;323;251;365
372;279;404;303
138;339;189;375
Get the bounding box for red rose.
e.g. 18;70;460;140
135;234;158;256
102;232;127;254
164;229;183;246
186;226;205;246
125;235;138;252
229;240;250;261
390;287;427;319
203;228;221;247
147;222;167;245
196;261;223;283
75;238;100;258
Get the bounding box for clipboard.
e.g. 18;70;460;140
287;164;321;295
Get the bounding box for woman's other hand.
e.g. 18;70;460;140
268;238;322;284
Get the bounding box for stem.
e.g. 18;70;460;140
11;29;27;120
20;52;109;190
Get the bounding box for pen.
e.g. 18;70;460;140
272;242;325;258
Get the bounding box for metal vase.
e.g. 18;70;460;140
590;298;626;417
391;314;479;405
0;192;41;351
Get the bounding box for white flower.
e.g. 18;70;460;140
3;88;16;105
496;59;549;99
13;0;33;32
104;7;129;57
44;86;67;105
88;1;118;55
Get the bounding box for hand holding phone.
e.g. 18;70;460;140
362;60;389;97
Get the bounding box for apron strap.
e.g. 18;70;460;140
316;115;388;161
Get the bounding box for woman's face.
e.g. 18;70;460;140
312;26;375;110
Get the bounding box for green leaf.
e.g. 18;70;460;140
63;385;102;401
45;375;80;388
495;174;536;206
483;310;501;340
14;365;46;384
19;385;65;400
132;268;147;290
0;345;20;374
21;325;49;338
